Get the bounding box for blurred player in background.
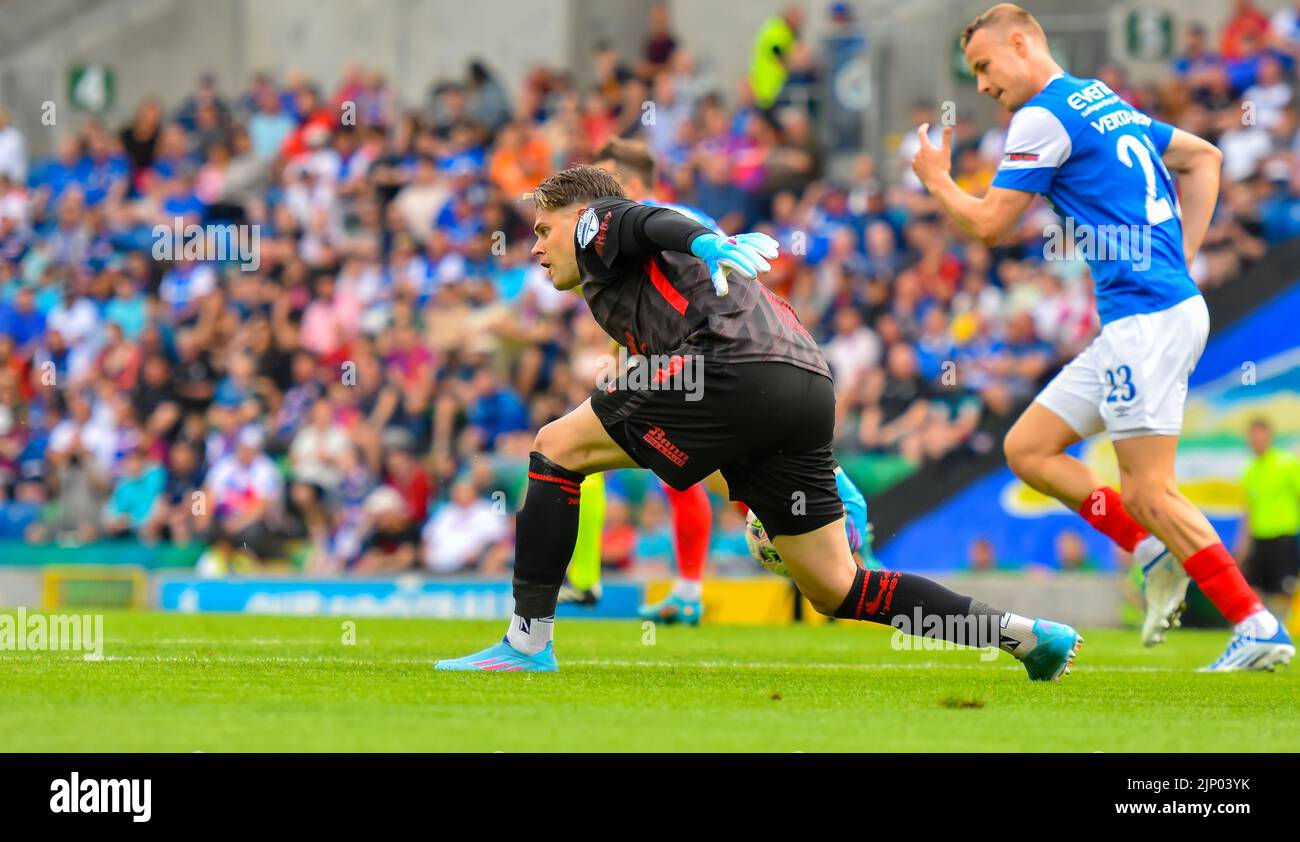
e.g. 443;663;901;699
913;3;1292;670
1236;418;1300;620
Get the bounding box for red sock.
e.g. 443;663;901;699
663;482;710;581
1077;486;1149;553
1183;543;1263;624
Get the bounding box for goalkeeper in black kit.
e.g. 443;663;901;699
436;165;1081;681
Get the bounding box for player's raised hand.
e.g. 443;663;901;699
689;232;780;296
910;122;953;189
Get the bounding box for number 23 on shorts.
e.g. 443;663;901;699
1105;365;1137;403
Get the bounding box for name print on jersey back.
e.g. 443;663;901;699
993;73;1200;325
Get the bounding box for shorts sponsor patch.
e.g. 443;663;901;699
642;425;689;467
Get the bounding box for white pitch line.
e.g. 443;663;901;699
72;654;1182;673
573;659;1180;673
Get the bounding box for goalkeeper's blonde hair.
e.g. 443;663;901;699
526;165;627;211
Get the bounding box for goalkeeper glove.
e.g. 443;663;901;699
689;232;780;296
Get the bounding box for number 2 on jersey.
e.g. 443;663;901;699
1116;135;1174;226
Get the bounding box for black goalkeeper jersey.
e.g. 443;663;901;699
573;197;831;379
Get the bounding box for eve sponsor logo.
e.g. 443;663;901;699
50;773;151;822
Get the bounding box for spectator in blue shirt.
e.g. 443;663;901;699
1173;23;1222;80
77;134;130;207
465;367;529;451
103;447;166;537
249;88;296;160
29;136;84;207
0;287;46;352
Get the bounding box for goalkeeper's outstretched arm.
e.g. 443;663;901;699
601;200;778;294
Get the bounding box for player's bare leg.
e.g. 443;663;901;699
1113;436;1293;671
535;399;642;475
1003;402;1097;508
1112;436;1219;557
769;519;858;614
772;519;1081;681
1005;402;1176;643
435;400;637;672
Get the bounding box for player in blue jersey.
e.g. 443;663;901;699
912;3;1291;671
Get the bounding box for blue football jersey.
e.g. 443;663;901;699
642;199;724;235
991;73;1200;325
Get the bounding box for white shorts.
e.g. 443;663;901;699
1034;295;1209;441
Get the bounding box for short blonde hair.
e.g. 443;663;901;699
961;3;1047;50
526;165;626;211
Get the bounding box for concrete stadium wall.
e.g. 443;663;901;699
0;555;1134;628
237;0;574;104
935;573;1126;629
0;557;1130;628
0;0;243;154
0;569;45;610
0;0;573;155
668;0;1300;92
668;0;1300;173
0;0;1292;157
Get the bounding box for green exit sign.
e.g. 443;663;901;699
68;64;115;113
1126;9;1173;61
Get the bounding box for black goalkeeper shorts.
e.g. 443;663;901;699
591;358;842;537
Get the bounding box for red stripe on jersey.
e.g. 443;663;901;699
760;284;812;338
646;259;689;316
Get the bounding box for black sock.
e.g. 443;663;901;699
834;568;1003;648
511;451;585;619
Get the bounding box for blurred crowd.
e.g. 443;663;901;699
0;1;1297;575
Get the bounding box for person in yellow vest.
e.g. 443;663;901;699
1235;418;1300;618
750;5;804;109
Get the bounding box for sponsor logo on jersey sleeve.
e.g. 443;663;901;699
576;207;599;248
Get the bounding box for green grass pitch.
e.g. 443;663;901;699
2;610;1296;752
